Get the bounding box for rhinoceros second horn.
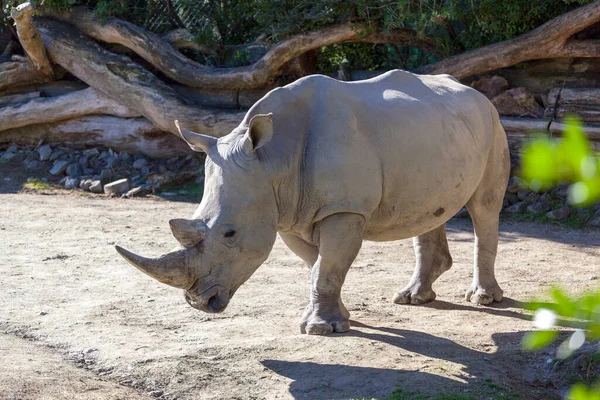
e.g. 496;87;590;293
115;245;192;289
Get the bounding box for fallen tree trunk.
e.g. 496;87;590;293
0;87;140;131
34;17;246;137
0;58;53;93
11;2;53;79
545;87;600;121
51;6;437;89
419;1;600;79
0;115;191;157
501;117;600;153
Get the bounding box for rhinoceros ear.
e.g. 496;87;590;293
243;113;273;153
174;120;217;153
169;218;207;248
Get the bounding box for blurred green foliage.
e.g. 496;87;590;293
1;0;595;70
521;117;600;206
520;118;600;399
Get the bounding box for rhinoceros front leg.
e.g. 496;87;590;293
299;213;365;335
393;224;452;305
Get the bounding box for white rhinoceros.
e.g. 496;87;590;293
116;70;510;335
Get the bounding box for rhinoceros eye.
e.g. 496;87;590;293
224;230;236;238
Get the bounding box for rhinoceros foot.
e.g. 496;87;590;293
299;300;350;335
392;284;436;305
465;282;503;305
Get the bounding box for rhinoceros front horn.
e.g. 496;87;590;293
115;246;193;289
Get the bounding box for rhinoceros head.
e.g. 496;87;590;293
116;114;278;313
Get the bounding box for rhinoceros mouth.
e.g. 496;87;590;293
185;283;229;313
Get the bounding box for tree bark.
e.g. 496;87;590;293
0;87;140;131
419;1;600;79
51;6;437;90
11;2;53;79
0;58;52;93
0;116;190;157
34;17;245;137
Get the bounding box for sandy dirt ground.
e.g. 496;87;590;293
1;191;599;400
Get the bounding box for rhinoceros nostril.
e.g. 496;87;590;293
207;294;220;310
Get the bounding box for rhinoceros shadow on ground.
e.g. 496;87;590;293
262;325;543;400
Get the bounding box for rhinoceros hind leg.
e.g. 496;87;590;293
299;213;365;335
464;134;509;305
393;224;452;305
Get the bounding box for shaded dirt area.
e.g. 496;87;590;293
1;192;599;399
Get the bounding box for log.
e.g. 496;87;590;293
0;116;191;157
419;2;600;79
0;88;140;132
0;59;53;93
545;88;600;121
34;17;246;137
547;88;600;106
162;29;215;55
0;91;40;106
500;116;600;140
50;6;436;90
11;2;53;79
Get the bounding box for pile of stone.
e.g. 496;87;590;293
2;144;203;197
503;176;600;226
455;176;600;226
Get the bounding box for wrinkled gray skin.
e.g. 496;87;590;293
116;70;510;335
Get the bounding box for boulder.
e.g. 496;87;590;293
49;160;69;176
64;177;80;190
506;176;525;193
527;201;551;214
505;201;528;213
104;178;130;195
547;207;572;220
38;144;52;161
471;75;509;99
492;87;544;117
89;180;103;193
66;163;82;177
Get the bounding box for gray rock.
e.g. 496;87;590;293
547;207;572;220
593;209;600;219
89;180;103;193
99;151;109;160
1;151;15;161
491;87;544;117
49;149;65;162
83;168;94;175
100;169;113;183
105;155;119;169
502;199;510;209
522;192;539;205
26;160;40;169
504;192;519;205
517;188;532;201
141;166;151;175
64;177;80;190
38;144;52;161
80;179;93;191
527;201;551;214
505;201;528;213
590;217;600;227
554;184;570;199
454;207;469;218
104;178;130;195
119;152;132;162
506;176;525;193
124;186;146;198
83;148;100;158
78;156;89;169
5;145;17;153
66;163;82;177
471;75;509;99
49;160;69;176
133;158;148;169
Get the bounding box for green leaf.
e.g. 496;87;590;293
550;287;577;318
522;330;558;351
568;383;600;400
